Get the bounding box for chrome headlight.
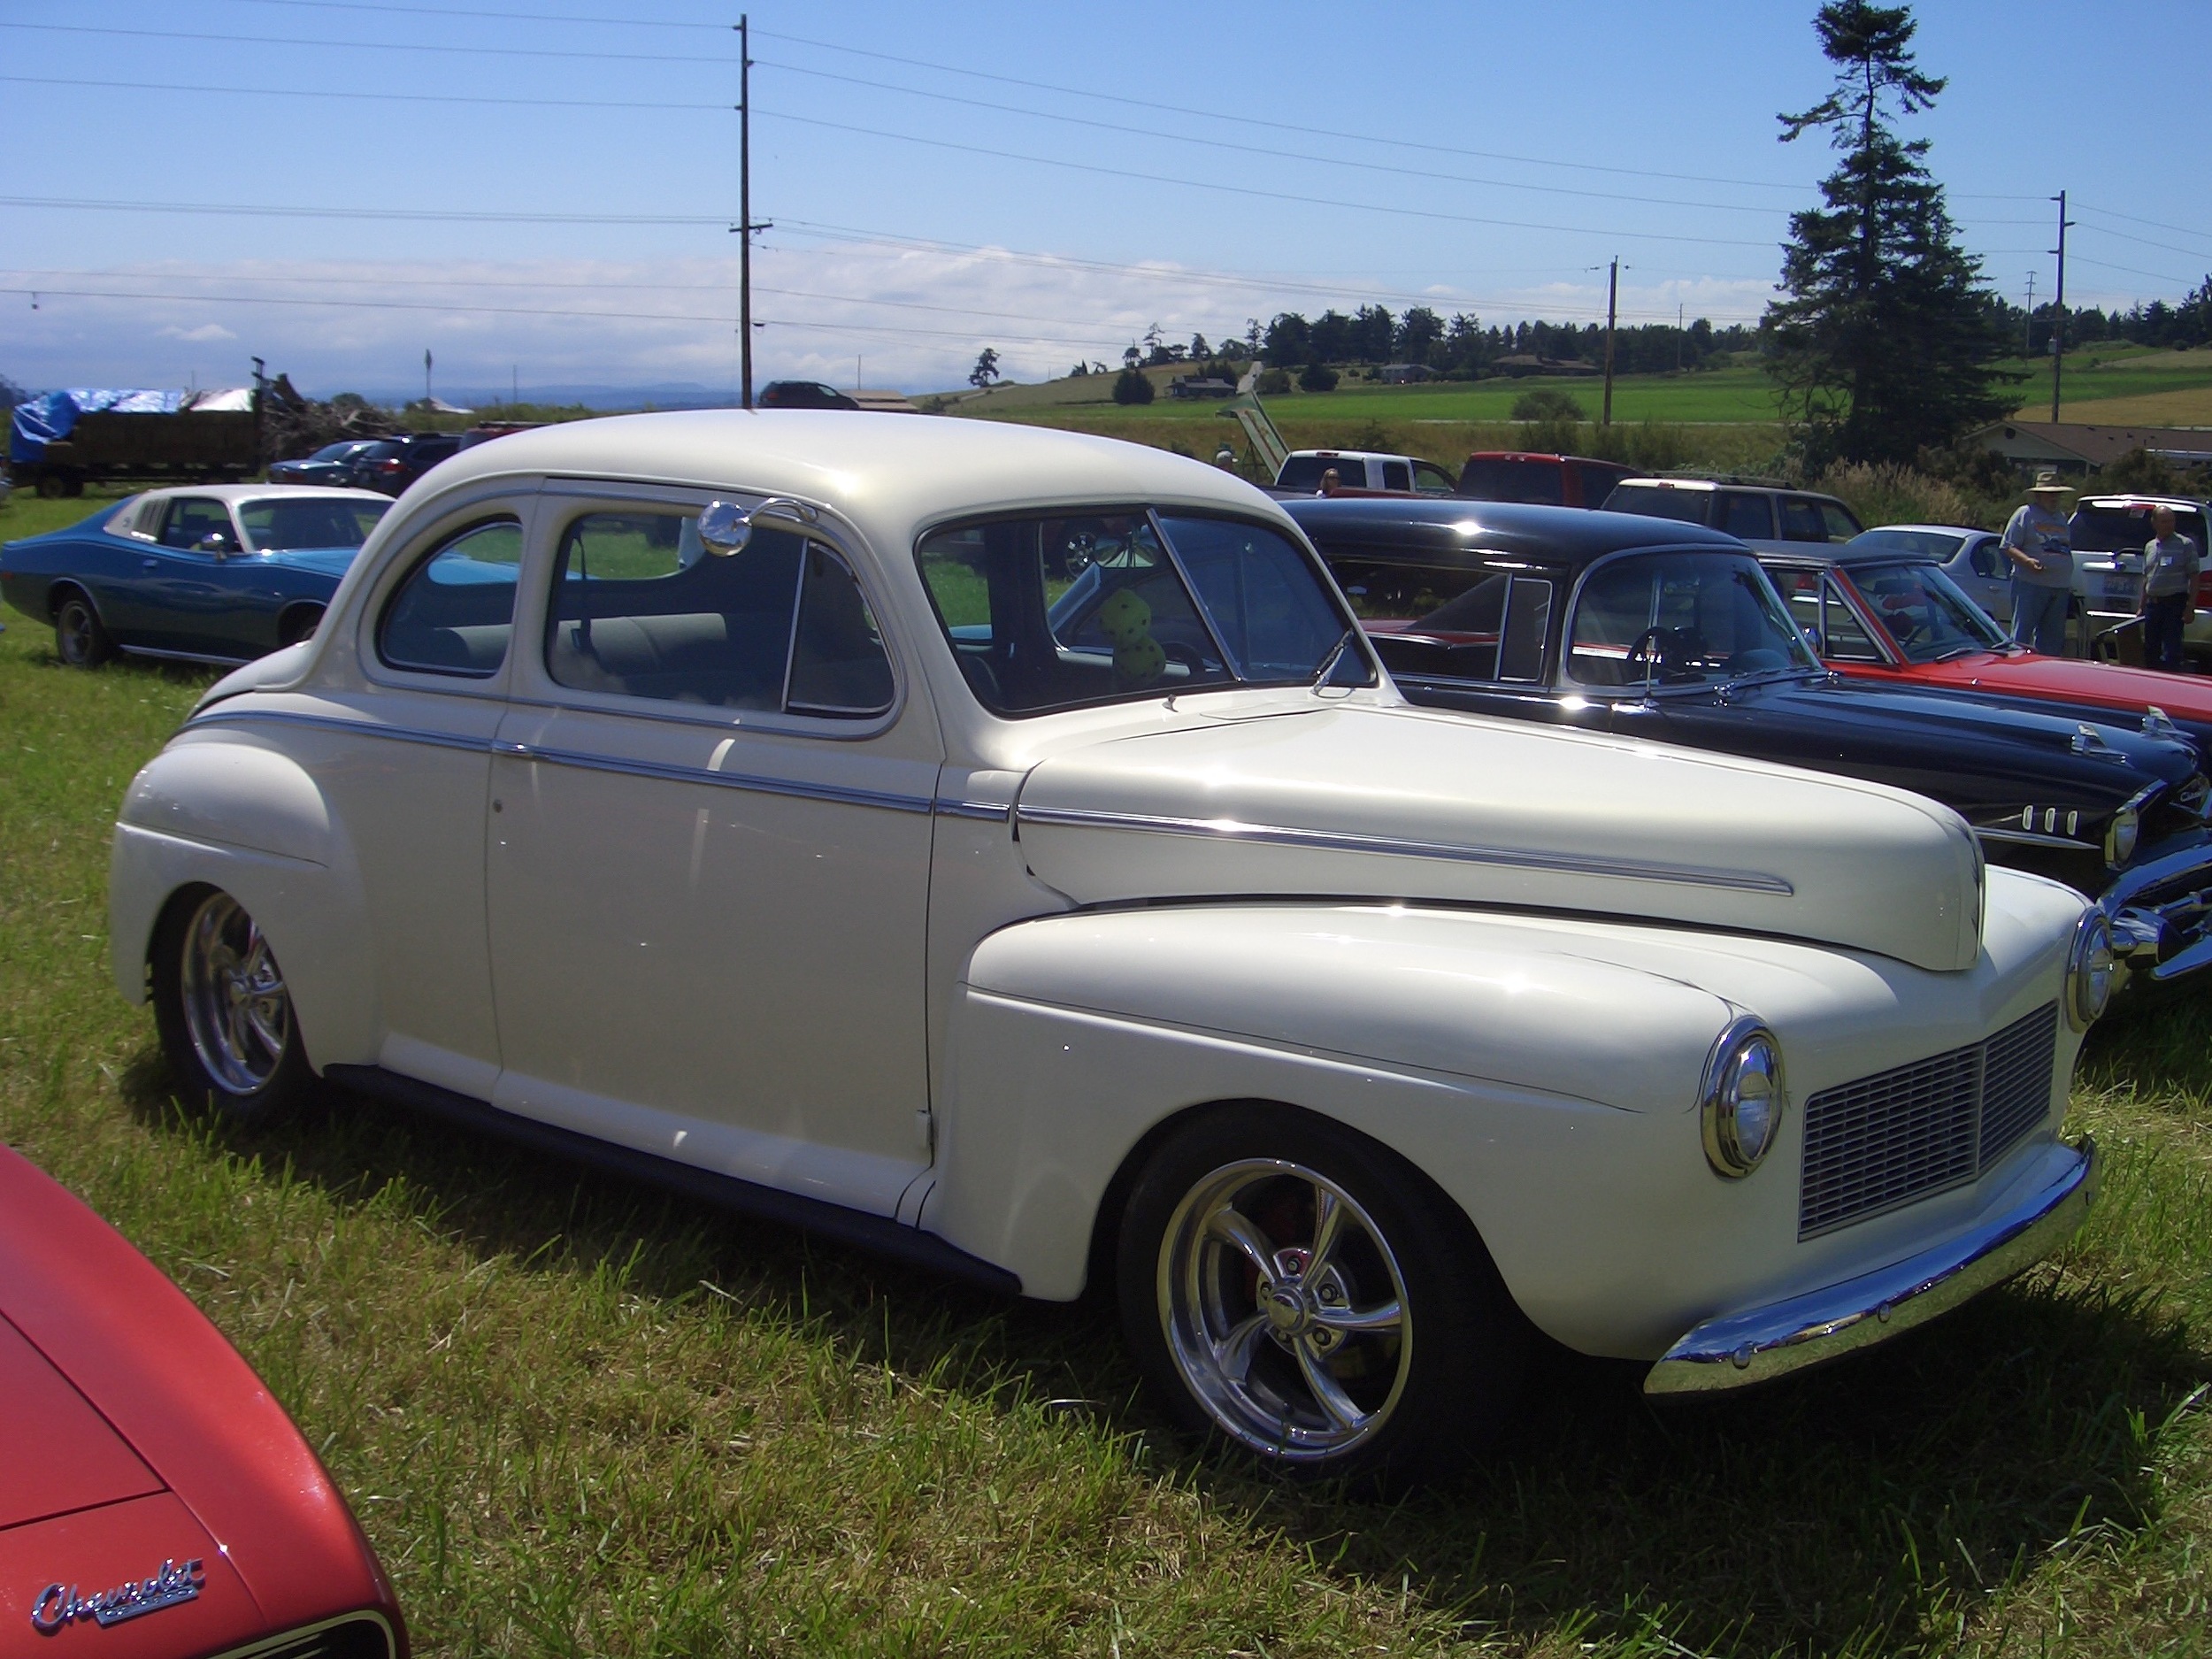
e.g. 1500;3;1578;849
2066;908;2119;1030
2104;806;2139;868
1701;1019;1786;1179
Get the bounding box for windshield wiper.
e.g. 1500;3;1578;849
1310;626;1358;688
1932;643;1985;663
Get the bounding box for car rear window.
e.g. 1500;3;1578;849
2072;502;2209;552
1277;456;1361;491
1602;484;1709;525
1849;528;1966;559
1457;457;1565;505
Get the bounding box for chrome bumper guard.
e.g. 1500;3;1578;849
1644;1138;2097;1395
2103;838;2212;986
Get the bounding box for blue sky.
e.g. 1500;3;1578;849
2;0;2206;400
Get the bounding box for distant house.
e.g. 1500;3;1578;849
1379;364;1432;385
851;388;921;414
1970;419;2212;475
1168;376;1237;400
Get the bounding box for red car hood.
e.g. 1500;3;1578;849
1846;650;2212;725
0;1148;403;1654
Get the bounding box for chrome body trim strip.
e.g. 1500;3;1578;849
185;707;494;754
1645;1138;2096;1394
1015;803;1796;895
1972;826;2093;852
933;799;1014;824
495;739;934;815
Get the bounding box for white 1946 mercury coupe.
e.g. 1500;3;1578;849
111;413;2110;1482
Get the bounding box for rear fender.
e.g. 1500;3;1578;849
926;904;1732;1306
110;739;378;1069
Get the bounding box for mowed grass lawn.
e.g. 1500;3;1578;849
3;488;2211;1655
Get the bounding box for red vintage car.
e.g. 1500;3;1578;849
0;1146;405;1657
1758;544;2212;747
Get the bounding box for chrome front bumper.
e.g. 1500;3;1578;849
1645;1138;2097;1395
2104;838;2212;986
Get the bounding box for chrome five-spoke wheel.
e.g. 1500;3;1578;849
1119;1106;1525;1486
152;887;311;1123
1159;1159;1411;1460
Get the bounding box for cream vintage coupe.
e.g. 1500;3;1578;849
110;412;2108;1482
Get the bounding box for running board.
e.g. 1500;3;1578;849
322;1064;1024;1296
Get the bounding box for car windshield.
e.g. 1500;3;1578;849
918;510;1371;716
1457;457;1565;505
308;442;359;462
1601;484;1710;526
2071;502;2209;553
1847;527;1966;559
1567;550;1816;689
238;496;390;552
1847;560;2008;662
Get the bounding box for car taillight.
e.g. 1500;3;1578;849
2196;572;2212;609
375;459;402;473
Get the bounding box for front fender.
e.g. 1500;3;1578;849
109;736;379;1070
926;903;1734;1312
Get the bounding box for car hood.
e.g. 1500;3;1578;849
1015;703;1984;972
0;1315;164;1532
1923;651;2212;726
1772;676;2200;789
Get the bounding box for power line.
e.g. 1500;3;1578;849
224;0;727;27
2067;254;2202;288
0;19;738;66
0;71;724;112
2074;204;2212;251
2070;217;2212;265
0;192;730;227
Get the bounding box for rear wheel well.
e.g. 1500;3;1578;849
277;603;326;647
45;580;98;626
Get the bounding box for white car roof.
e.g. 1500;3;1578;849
419;411;1275;536
1859;523;1985;537
133;484;389;506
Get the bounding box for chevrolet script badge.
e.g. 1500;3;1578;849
28;1558;204;1634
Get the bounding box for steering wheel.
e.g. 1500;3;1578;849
1624;626;1676;681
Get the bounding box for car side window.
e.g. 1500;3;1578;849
1717;492;1776;540
1412;460;1456;495
160;497;237;553
1779;498;1829;542
541;508;892;718
1970;538;2004;579
1382;461;1412;492
378;518;524;677
1821;577;1884;661
1818;502;1863;541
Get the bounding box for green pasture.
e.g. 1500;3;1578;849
3;480;2210;1655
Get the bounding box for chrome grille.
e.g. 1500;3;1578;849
1799;1003;2058;1239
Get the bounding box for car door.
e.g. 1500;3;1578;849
484;487;940;1217
310;497;534;1100
112;495;247;655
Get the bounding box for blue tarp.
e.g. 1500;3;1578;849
10;388;188;465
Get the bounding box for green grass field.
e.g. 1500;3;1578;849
4;482;2211;1655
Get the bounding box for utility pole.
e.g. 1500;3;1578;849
730;15;772;410
1601;257;1620;427
424;348;432;407
2023;271;2036;356
2050;190;2075;424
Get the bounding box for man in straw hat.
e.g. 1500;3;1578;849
2001;470;2077;655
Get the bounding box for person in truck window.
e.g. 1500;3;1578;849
2002;471;2075;655
1317;467;1343;496
2140;503;2201;673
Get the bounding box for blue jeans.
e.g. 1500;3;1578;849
2144;591;2189;672
2012;581;2070;655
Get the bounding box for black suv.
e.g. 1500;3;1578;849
758;380;860;411
350;433;465;496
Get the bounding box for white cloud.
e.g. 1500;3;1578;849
0;245;1776;399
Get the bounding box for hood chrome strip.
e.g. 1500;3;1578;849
1016;803;1795;895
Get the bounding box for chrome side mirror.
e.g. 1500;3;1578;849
196;532;234;560
697;496;820;557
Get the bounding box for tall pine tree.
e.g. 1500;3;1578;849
1763;3;2015;468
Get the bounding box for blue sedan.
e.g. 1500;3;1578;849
0;486;389;667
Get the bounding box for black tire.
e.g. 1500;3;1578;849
150;887;313;1126
1117;1103;1525;1488
53;590;116;668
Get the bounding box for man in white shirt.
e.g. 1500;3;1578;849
2139;504;2202;673
2001;472;2076;654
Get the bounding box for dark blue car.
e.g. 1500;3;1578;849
0;486;389;667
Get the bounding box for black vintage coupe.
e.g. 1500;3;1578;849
1286;496;2212;987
